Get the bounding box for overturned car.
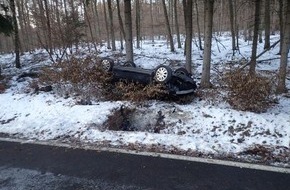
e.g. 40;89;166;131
99;58;197;95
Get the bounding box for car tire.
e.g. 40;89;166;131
101;58;114;72
175;68;191;76
154;65;172;83
124;61;136;67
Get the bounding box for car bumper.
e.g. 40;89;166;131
175;89;195;95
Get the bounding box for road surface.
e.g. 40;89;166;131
0;139;289;190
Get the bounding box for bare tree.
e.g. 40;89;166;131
195;0;203;50
264;0;271;49
249;0;261;76
83;0;97;51
149;0;154;42
278;0;283;54
102;0;111;49
10;0;20;68
276;0;290;94
116;0;125;50
200;0;214;88
44;0;53;55
136;0;141;48
93;0;102;38
107;0;116;51
228;0;236;55
183;0;193;73
174;0;181;48
161;0;175;52
124;0;133;62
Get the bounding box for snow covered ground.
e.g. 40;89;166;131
0;34;289;167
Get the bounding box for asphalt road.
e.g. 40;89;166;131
0;140;289;190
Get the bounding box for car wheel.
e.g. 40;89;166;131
101;58;114;72
124;61;136;67
175;68;190;76
154;65;172;83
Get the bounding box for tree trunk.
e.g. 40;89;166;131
183;0;193;73
136;0;141;49
83;1;97;51
249;0;261;76
195;0;203;50
278;0;283;55
44;0;53;55
201;0;214;88
228;0;236;55
102;0;111;49
93;0;102;39
276;1;290;94
107;0;116;51
116;0;125;50
161;0;175;52
264;0;271;49
174;0;181;48
150;0;154;42
124;0;133;62
10;0;20;68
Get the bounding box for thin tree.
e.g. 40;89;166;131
174;0;181;48
276;0;290;94
93;0;102;38
249;0;261;76
278;0;283;54
107;0;116;51
161;0;175;52
102;0;111;49
195;0;203;50
136;0;141;48
83;0;97;51
200;0;214;88
183;0;193;73
264;0;270;49
43;0;53;55
228;0;236;56
116;0;125;50
10;0;20;68
150;0;154;42
124;0;133;62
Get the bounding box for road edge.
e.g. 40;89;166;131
0;137;289;174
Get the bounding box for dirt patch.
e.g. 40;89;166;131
103;105;167;133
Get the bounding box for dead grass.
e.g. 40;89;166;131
39;56;111;100
105;81;169;102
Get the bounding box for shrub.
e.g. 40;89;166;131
39;56;110;100
105;81;169;102
224;70;273;113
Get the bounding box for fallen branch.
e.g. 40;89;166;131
238;40;281;71
256;40;280;59
257;56;290;63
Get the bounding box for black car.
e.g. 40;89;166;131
100;58;197;95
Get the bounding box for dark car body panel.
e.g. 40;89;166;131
112;66;154;84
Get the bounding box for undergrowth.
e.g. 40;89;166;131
224;69;274;113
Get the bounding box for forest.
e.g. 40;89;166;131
0;0;289;94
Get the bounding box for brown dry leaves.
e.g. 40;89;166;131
224;70;273;113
